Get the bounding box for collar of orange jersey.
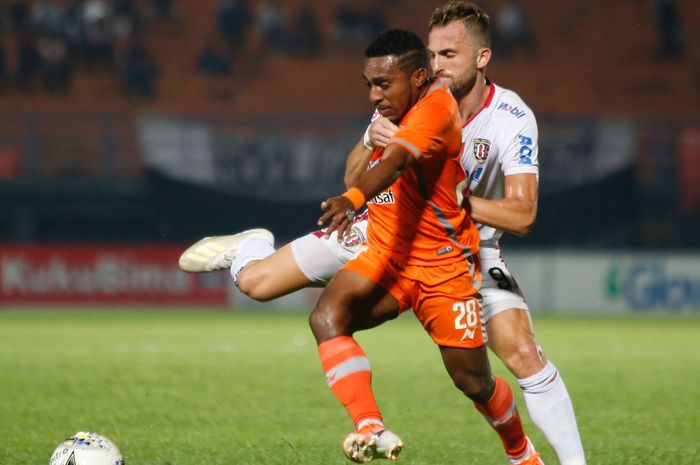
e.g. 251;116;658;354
421;76;445;99
399;77;444;125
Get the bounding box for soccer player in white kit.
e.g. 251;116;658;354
179;3;586;465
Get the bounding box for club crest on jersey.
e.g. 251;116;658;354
473;139;491;164
342;226;366;250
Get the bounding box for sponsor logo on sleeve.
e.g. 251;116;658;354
517;135;534;165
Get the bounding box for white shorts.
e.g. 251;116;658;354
289;211;368;284
479;246;529;322
290;215;529;322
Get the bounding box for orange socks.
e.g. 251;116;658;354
319;337;528;458
318;336;383;430
474;375;528;457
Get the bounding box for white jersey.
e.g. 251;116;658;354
460;82;539;248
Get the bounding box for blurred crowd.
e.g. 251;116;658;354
0;0;173;97
179;0;393;80
0;0;686;101
0;0;392;100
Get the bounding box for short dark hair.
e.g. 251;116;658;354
364;29;429;73
429;1;491;48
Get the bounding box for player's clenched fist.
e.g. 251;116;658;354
368;117;399;148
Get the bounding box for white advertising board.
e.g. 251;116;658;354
229;252;700;314
503;251;700;314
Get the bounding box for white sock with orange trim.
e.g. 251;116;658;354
229;237;275;283
519;361;586;465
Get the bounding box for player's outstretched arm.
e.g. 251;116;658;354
321;144;415;239
466;173;538;236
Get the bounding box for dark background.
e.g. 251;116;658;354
0;0;697;249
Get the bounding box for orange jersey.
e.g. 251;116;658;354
366;78;479;266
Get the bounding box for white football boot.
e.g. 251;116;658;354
178;229;274;273
342;429;404;463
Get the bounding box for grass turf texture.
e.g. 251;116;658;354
1;309;699;465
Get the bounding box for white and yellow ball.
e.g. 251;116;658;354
49;432;124;465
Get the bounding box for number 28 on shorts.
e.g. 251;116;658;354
453;299;481;342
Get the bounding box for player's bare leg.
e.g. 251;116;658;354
487;309;586;465
236;244;317;301
439;346;543;465
486;308;545;378
236;228;349;299
310;270;404;462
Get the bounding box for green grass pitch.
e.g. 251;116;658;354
1;309;699;465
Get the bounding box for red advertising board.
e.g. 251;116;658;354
0;245;229;305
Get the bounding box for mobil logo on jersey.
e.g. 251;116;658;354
497;102;526;119
472;138;491;164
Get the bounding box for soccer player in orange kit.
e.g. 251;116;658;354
311;28;543;464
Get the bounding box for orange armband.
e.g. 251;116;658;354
342;187;366;211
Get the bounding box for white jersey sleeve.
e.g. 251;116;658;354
499;104;539;177
460;83;539;247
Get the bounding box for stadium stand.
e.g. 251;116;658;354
0;0;696;117
0;0;698;246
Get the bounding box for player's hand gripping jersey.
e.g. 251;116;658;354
364;78;479;266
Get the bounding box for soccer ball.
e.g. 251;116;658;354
49;432;124;465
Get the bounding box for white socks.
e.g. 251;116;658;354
229;237;275;283
518;361;586;465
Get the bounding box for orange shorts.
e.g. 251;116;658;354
343;245;485;349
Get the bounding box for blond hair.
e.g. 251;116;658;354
429;1;491;48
